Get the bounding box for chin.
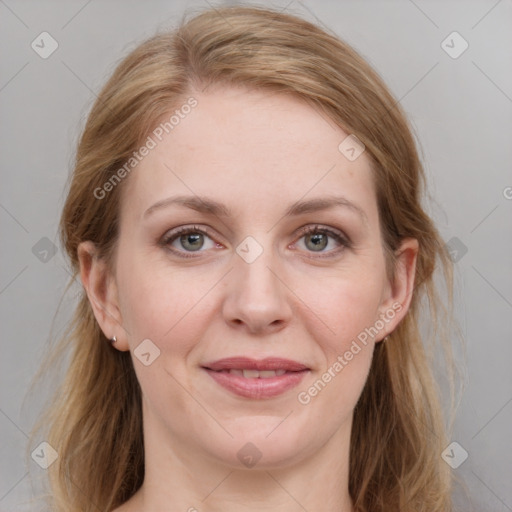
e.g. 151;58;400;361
200;423;311;470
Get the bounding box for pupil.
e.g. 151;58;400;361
181;233;203;251
308;233;327;251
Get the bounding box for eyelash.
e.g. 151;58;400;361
160;224;351;259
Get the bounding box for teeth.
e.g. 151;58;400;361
227;369;288;378
243;369;260;378
259;370;279;378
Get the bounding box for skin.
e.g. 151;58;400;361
78;85;418;512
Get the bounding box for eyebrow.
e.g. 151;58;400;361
284;196;367;224
143;194;368;224
144;195;231;218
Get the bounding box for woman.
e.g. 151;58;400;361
31;5;455;511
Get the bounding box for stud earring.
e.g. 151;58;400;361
110;336;117;344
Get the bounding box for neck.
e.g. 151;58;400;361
130;403;355;512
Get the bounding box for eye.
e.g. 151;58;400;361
161;225;220;258
293;225;351;258
303;231;332;251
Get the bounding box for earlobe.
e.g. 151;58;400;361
376;237;419;342
77;241;129;351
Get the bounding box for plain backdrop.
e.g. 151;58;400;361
1;0;511;510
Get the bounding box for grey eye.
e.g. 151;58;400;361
304;232;329;251
178;232;205;251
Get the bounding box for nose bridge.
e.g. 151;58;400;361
239;249;276;293
234;235;282;301
223;234;292;333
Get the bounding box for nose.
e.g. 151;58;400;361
222;241;293;336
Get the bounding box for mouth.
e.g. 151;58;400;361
201;357;310;399
208;368;290;378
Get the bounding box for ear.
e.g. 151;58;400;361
375;237;419;342
77;241;129;351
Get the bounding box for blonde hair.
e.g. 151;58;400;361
29;5;457;511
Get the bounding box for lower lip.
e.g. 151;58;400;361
203;368;309;399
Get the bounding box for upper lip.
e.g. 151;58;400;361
202;357;310;372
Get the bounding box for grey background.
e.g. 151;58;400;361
1;0;511;510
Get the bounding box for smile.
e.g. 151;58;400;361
202;357;310;399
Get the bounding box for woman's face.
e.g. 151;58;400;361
83;85;416;470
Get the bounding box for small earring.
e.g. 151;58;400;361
110;336;117;344
383;336;389;343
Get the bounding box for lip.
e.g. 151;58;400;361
202;357;310;400
203;357;309;372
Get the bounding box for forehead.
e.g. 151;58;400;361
120;86;378;225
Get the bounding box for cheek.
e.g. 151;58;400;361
294;275;380;415
292;270;383;411
116;249;215;345
298;266;385;349
116;259;211;410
